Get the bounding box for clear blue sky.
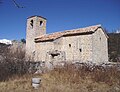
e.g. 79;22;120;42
0;0;120;40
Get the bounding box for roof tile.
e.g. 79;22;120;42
35;24;101;42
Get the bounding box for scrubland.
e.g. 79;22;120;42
0;64;120;92
0;44;120;92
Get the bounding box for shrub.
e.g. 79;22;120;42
0;45;29;81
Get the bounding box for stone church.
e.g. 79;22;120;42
26;15;108;65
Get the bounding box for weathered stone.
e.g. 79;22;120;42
26;15;108;67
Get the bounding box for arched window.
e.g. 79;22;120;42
40;21;43;26
30;20;33;28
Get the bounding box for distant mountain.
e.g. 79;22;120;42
116;30;120;33
0;39;12;45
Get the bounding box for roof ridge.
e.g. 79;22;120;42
63;24;101;32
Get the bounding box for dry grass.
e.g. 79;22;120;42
0;64;120;92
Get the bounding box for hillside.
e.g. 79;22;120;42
108;33;120;62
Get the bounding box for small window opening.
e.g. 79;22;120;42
69;44;71;47
51;53;59;59
100;37;101;41
51;55;55;59
40;21;43;26
79;48;82;52
30;20;33;28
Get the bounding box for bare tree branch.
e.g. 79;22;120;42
12;0;24;8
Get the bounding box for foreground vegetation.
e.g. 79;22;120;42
0;64;120;92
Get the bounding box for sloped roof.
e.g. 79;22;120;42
35;24;106;42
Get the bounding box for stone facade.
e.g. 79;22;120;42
26;16;46;60
26;15;108;65
92;28;108;63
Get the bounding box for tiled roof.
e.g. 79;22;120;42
35;24;103;42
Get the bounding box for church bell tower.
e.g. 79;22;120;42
26;15;47;60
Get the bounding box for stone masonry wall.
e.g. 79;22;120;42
26;17;36;60
35;41;54;61
92;28;108;63
34;28;108;65
62;34;92;62
26;16;46;60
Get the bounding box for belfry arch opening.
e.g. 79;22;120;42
30;20;33;28
40;21;43;26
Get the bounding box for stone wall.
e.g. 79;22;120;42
62;34;92;62
92;28;108;63
26;16;46;60
26;17;36;60
35;41;54;61
35;34;93;63
34;28;108;65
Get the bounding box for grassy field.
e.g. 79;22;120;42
0;64;120;92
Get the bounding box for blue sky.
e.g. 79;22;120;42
0;0;120;40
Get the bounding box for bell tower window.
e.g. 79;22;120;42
40;21;43;26
30;20;33;28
